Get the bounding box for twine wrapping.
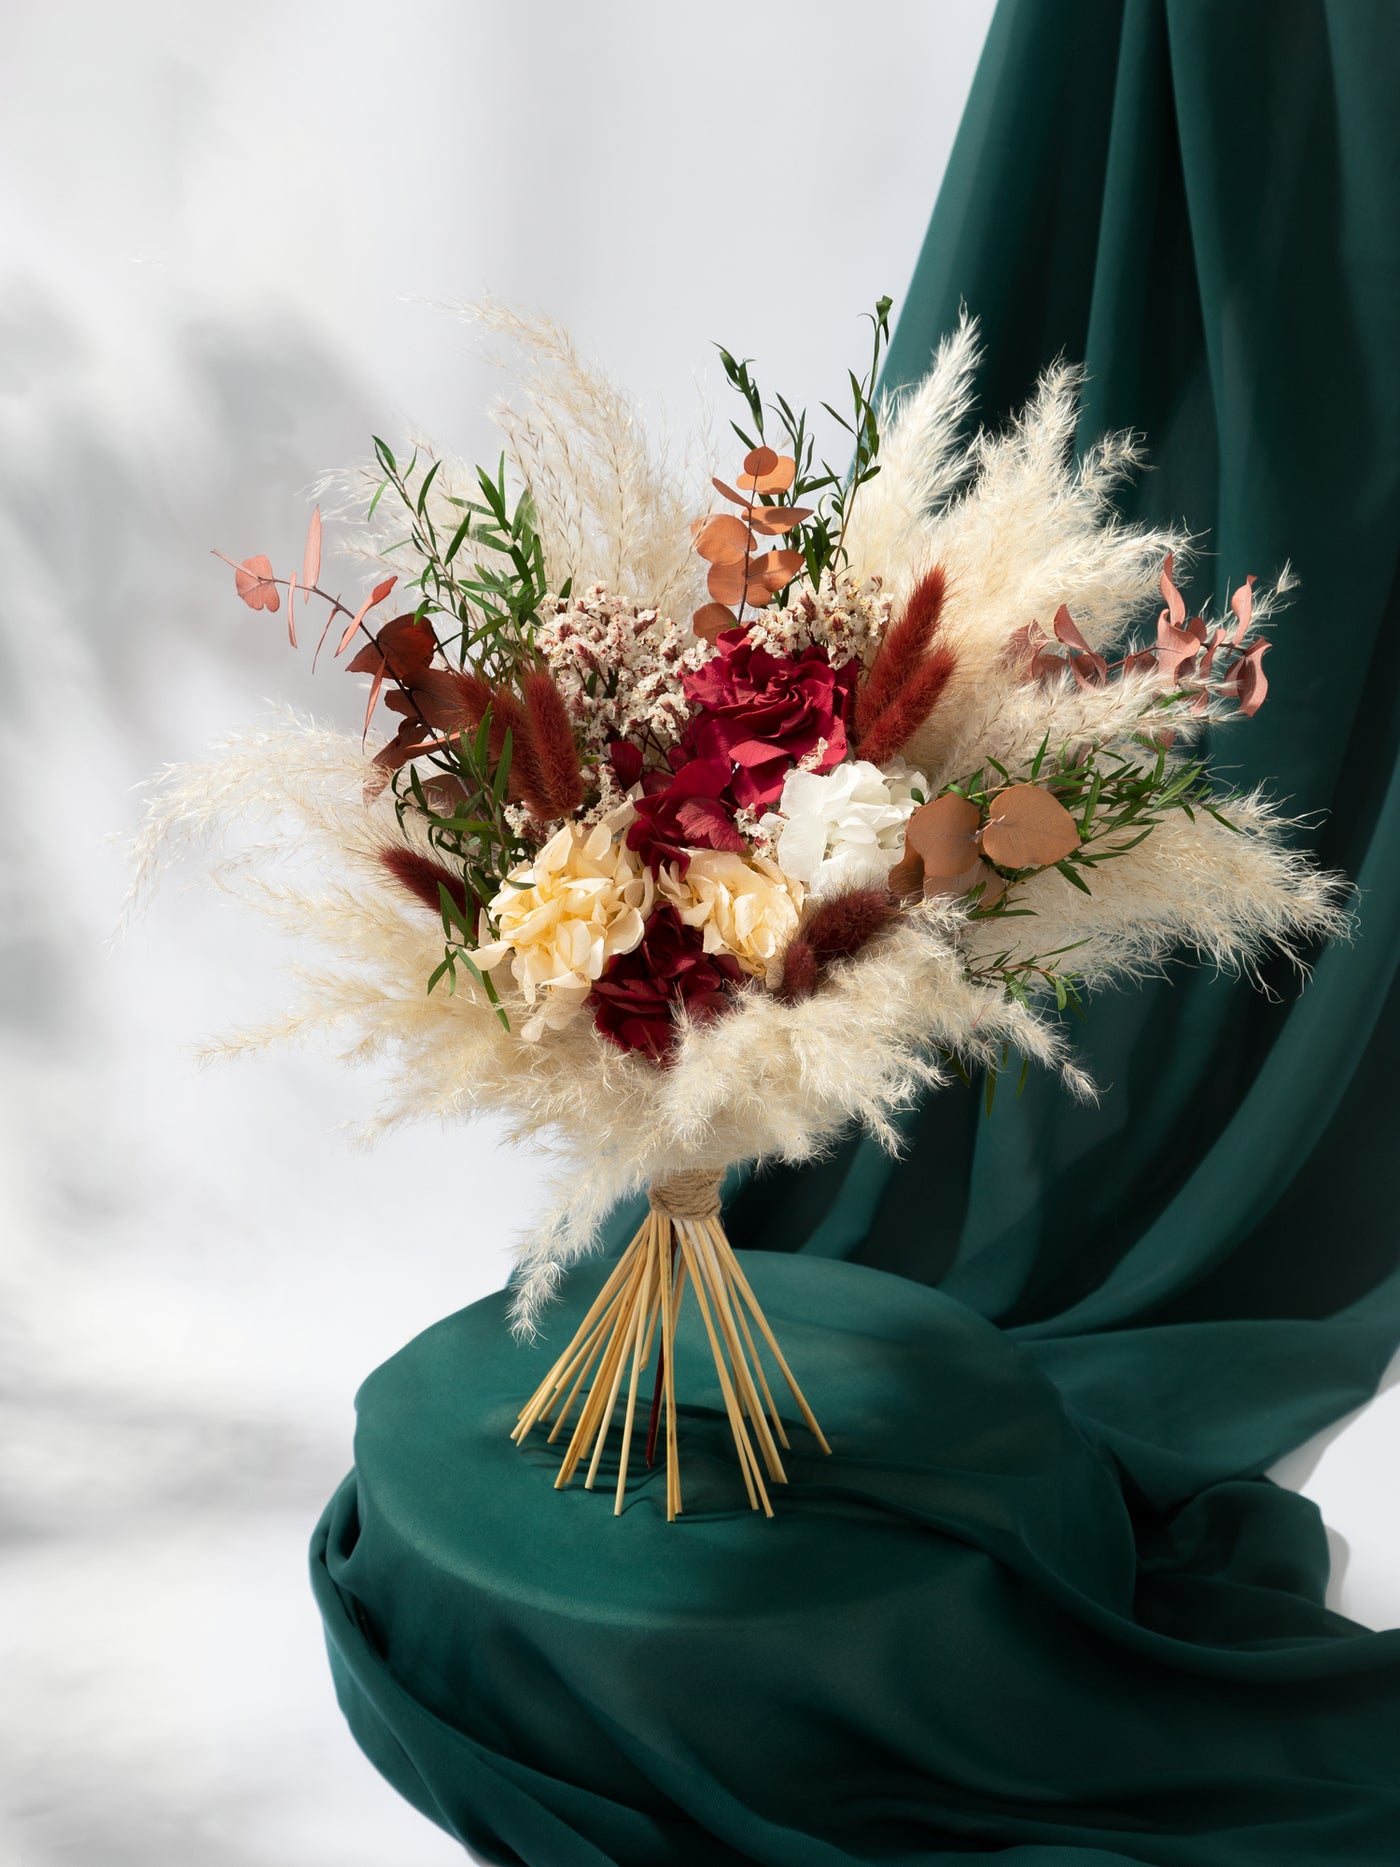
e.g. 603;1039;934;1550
649;1170;723;1221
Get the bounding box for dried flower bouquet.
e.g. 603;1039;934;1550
134;301;1346;1518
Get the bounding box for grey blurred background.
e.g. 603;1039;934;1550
1;4;1394;1863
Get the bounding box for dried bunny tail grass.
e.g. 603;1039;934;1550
461;299;704;614
843;310;981;592
962;789;1352;988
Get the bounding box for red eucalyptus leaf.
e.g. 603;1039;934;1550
751;547;803;592
1160;553;1187;627
706;559;748;605
1222;639;1271;716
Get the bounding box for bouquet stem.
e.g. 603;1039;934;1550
512;1172;830;1518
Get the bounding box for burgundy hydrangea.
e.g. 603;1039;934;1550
681;627;859;810
625;757;745;873
591;906;742;1062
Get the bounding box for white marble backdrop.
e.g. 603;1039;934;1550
1;4;1394;1863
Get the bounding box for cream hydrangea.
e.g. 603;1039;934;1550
658;850;805;987
473;808;653;1040
762;759;929;900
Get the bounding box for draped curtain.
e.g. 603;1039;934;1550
729;0;1400;1527
312;5;1400;1860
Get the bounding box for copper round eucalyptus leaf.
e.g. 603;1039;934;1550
712;477;753;508
747;505;813;536
707;559;748;605
904;793;982;878
980;784;1080;870
887;852;925;899
692;603;736;642
960;859;1006;907
738;452;797;496
741;445;779;478
693;514;752;566
753;548;803;593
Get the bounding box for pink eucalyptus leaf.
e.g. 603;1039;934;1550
1227;639;1271;716
1001;622;1037;671
1159;552;1187;627
1229;573;1258;645
232;554;280;612
1118;648;1159;677
336;576;397;656
301;506;322;596
1051;604;1092;652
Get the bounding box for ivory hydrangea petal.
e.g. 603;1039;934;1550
658;850;804;986
473;821;656;1037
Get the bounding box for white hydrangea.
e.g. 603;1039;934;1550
762;758;929;900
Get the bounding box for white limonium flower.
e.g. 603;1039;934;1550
472;805;653;1041
762;758;930;900
657;851;805;987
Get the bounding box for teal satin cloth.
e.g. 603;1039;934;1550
312;2;1400;1859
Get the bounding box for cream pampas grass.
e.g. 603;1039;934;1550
147;314;1348;1347
317;300;704;621
129;712;1079;1334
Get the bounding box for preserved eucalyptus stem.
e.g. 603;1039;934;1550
512;1173;830;1519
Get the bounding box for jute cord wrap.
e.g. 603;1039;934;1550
514;1172;829;1519
649;1170;722;1221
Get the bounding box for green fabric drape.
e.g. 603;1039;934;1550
311;3;1400;1860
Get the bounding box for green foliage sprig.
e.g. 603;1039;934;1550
715;294;893;587
939;725;1240;1109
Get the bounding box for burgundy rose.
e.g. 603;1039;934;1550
625;757;745;874
591;906;741;1062
681;628;858;810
